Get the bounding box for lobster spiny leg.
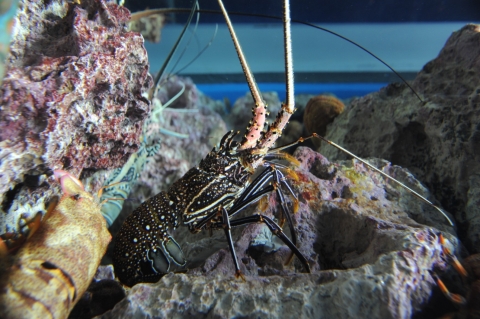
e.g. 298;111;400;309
217;0;266;150
232;166;275;210
431;272;467;306
439;234;468;278
272;168;297;246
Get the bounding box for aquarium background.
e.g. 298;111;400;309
125;0;480;103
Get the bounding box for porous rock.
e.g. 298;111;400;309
0;0;152;234
100;147;455;319
320;24;480;253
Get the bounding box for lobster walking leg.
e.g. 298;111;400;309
217;206;311;278
220;207;243;279
223;214;310;273
194;165;310;276
229;165;298;241
272;168;298;245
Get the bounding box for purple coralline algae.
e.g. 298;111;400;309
0;0;152;235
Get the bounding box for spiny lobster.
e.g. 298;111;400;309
112;0;310;287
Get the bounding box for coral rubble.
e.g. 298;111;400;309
0;0;152;235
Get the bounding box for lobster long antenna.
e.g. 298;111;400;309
216;0;265;118
217;0;267;151
283;0;294;113
173;24;219;75
316;135;454;226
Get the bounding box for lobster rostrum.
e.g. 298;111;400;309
113;0;311;287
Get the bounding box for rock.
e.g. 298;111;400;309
99;146;456;319
69;271;126;319
0;0;152;236
128;11;166;43
321;24;480;253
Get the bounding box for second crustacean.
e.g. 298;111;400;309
0;170;111;319
431;235;480;319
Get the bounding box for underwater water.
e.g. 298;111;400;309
147;23;476;107
143;0;479;104
1;0;480;318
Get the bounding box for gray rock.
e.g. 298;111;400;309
98;147;456;319
320;24;480;253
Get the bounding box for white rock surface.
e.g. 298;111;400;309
99;147;456;319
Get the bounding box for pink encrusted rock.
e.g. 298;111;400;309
0;0;152;233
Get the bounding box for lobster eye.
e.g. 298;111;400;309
230;140;240;150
